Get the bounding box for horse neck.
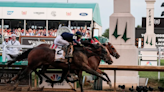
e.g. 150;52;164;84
88;55;101;70
73;46;101;60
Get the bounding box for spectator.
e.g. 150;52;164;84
2;36;10;62
72;29;75;34
33;29;37;35
86;31;91;38
26;31;30;36
29;29;34;36
1;26;91;38
82;29;86;36
49;31;53;37
6;34;21;61
21;29;25;36
53;29;57;36
17;28;21;37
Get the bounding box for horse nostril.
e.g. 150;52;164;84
109;61;113;64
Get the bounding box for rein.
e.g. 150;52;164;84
83;46;102;58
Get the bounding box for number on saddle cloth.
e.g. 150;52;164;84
55;46;65;60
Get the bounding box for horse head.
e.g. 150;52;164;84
103;42;120;59
93;43;113;64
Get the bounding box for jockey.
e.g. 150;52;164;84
91;36;100;44
54;31;83;46
54;31;83;57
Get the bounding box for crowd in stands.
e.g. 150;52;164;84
0;27;91;38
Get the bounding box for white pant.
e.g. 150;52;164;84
2;47;19;62
54;35;69;46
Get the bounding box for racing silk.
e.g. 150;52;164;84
91;39;95;44
91;39;100;44
61;32;80;45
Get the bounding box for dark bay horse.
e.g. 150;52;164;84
7;42;120;92
6;45;112;92
39;42;120;92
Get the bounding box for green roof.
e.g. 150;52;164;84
0;1;102;26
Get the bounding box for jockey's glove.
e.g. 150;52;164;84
80;44;84;47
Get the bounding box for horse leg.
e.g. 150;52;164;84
6;68;24;83
96;69;112;87
46;69;69;84
33;69;43;85
65;70;79;83
65;76;79;83
38;65;53;83
81;64;110;85
77;70;84;92
8;67;32;91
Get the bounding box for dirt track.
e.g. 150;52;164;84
0;86;112;92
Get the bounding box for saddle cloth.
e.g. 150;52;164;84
55;46;65;60
50;44;65;60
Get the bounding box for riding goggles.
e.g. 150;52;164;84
75;33;82;37
77;35;82;37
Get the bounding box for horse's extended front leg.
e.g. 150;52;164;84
96;69;112;87
65;75;79;83
81;64;110;85
77;70;84;92
65;70;79;83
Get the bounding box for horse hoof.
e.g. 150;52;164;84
51;83;54;88
107;81;112;88
72;88;76;91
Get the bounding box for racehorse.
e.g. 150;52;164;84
6;44;113;92
103;42;120;59
7;42;120;91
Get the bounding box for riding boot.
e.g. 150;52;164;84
65;45;73;58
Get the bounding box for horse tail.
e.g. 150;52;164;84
7;48;34;66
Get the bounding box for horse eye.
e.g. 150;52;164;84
112;48;115;50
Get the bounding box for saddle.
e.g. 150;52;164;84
50;44;73;63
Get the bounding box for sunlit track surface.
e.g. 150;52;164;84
0;86;111;92
0;90;111;92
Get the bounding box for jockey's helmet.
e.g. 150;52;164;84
94;36;99;40
75;31;82;38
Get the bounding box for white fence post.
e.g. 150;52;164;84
158;47;161;81
2;45;7;62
